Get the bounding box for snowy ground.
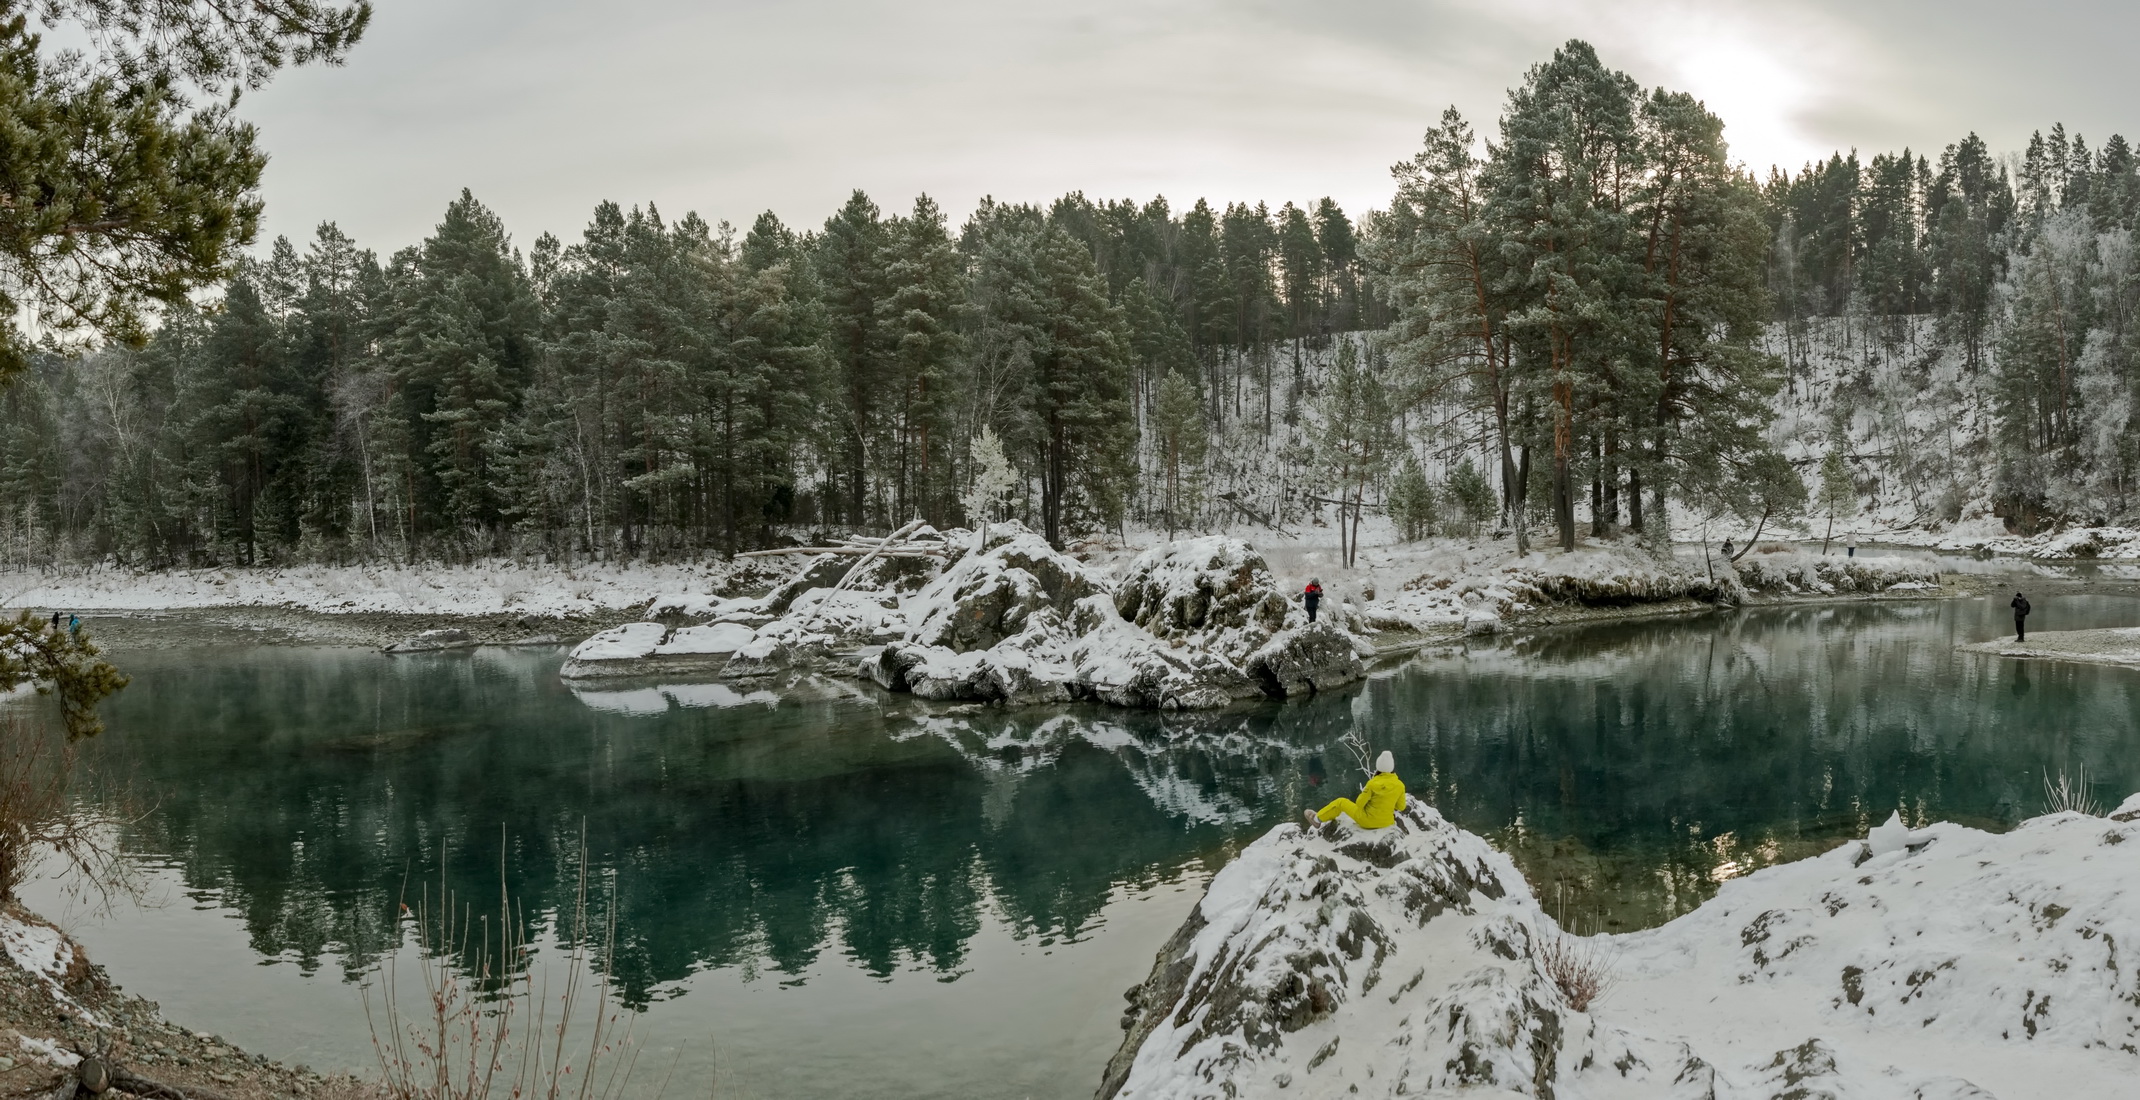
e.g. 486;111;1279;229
1104;795;2140;1100
1960;627;2140;670
0;559;728;617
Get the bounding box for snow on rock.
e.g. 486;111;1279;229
561;621;766;679
1103;799;2140;1100
1865;810;1915;856
1731;549;1942;596
382;627;476;653
860;534;1364;710
1;913;74;981
904;530;1103;650
1114;536;1293;662
1958;626;2140;669
653;623;756;655
1243;623;1365;699
567;622;669;663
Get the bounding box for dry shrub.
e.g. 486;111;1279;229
364;832;668;1100
0;716;135;907
2043;765;2100;817
1535;926;1618;1012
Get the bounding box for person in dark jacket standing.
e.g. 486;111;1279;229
1304;578;1323;623
2011;592;2031;641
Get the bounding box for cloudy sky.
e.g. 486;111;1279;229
239;0;2140;252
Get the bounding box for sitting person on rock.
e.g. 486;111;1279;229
1304;751;1406;830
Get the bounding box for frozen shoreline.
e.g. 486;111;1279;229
1959;626;2140;669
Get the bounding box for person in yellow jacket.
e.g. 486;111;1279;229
1304;751;1406;830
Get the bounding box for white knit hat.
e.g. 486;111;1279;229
1376;750;1394;773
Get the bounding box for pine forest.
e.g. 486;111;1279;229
4;40;2135;567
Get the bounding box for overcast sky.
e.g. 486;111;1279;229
237;0;2140;254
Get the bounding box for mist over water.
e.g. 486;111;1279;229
26;591;2140;1098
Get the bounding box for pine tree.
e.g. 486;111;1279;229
1150;370;1206;538
877;195;965;525
1386;455;1435;541
817;191;889;526
1314;339;1393;566
1484;40;1644;551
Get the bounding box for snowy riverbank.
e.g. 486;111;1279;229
1961;626;2140;669
0;559;722;618
1101;795;2140;1099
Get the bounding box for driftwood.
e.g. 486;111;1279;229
794;518;927;631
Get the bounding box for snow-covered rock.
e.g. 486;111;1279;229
1244;622;1364;698
904;530;1102;650
561;621;762;679
567;622;667;663
1114;536;1292;662
1103;799;2140;1100
1732;549;1942;596
382;627;476;653
653;623;756;656
856;535;1363;710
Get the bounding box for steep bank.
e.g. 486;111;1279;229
1102;797;2140;1099
0;904;378;1100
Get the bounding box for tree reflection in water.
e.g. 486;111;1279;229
68;592;2140;997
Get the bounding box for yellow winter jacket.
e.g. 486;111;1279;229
1348;771;1407;828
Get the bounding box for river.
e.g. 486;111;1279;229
17;590;2140;1099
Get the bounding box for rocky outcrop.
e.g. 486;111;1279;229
905;531;1102;651
1731;550;1941;596
1114;536;1291;662
1102;800;2140;1099
1244;622;1366;698
597;528;1377;711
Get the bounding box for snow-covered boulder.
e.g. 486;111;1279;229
1105;799;2140;1100
719;635;792;679
1113;536;1292;662
1244;621;1365;698
383;627;477;653
560;621;761;679
760;553;856;616
567;622;667;663
653;623;755;656
904;531;1102;651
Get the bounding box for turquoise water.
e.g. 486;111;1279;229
24;591;2140;1099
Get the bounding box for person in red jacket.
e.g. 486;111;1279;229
1303;578;1323;623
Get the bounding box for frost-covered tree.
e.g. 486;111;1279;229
959;426;1016;550
1314;340;1394;566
